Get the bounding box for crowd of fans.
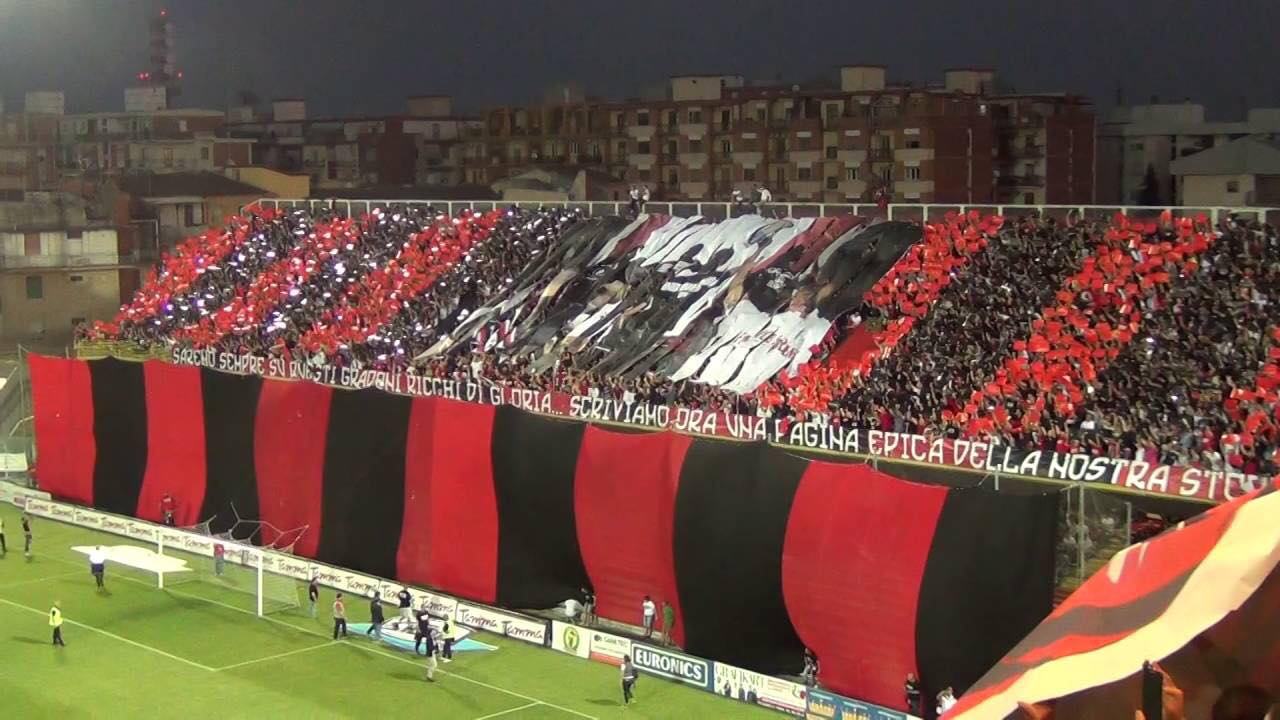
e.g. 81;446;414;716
85;205;1279;475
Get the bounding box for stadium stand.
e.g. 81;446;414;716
84;206;1280;475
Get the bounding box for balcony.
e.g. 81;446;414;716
0;250;141;270
1009;145;1044;159
996;174;1045;187
868;148;894;162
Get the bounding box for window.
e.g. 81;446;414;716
183;203;205;226
721;139;732;156
25;276;43;300
365;147;378;163
1022;192;1035;204
666;140;678;157
328;164;337;180
638;140;651;154
1227;180;1239;193
616;141;627;156
906;166;921;180
178;120;188;132
689;138;703;153
23;233;40;256
720;109;731;129
825;146;838;160
637;168;651;182
906;140;921;149
1130;142;1145;151
798;167;813;181
431;124;441;139
755;107;767;123
615;113;625;130
744;167;757;182
826;176;838;190
846;167;859;181
67;229;83;239
666;110;678;127
637;111;650;127
688;109;702;123
69;274;85;283
666;169;678;186
825;104;840;122
162;147;174;167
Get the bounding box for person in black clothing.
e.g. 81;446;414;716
413;605;433;655
367;591;385;639
22;513;33;557
905;673;922;715
397;587;413;622
801;648;819;688
308;576;319;618
620;654;638;705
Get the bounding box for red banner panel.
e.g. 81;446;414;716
782;461;947;709
574;426;691;643
398;396;499;603
136;361;207;525
28;354;95;505
254;378;332;557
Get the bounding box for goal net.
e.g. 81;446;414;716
160;537;302;616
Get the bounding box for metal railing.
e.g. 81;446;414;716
253;198;1280;226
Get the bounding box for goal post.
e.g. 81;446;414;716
152;528;301;617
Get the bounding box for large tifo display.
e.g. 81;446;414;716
163;346;1266;503
28;354;1056;711
12;491;917;720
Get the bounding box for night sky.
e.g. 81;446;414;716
2;0;1277;119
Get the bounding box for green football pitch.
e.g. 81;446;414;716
0;503;774;719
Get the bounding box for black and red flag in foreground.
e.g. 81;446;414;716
949;485;1280;720
30;354;1058;711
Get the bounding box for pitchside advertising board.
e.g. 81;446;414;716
631;643;713;692
713;662;809;716
454;601;549;647
0;482;50;508
587;629;632;666
806;688;916;720
550;621;591;659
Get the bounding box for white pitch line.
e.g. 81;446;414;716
473;701;542;720
28;531;598;720
0;595;218;672
216;640;336;671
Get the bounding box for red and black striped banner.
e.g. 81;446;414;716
29;354;1058;711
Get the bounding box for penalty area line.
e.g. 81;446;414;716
474;701;543;719
0;596;218;672
215;639;336;671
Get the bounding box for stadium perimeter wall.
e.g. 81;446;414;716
1;482;916;720
28;354;1056;712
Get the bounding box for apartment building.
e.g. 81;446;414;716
463;66;1093;205
1097;103;1280;205
0;193;141;343
225;97;481;191
0;89;255;196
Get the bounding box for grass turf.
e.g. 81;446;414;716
0;503;774;719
